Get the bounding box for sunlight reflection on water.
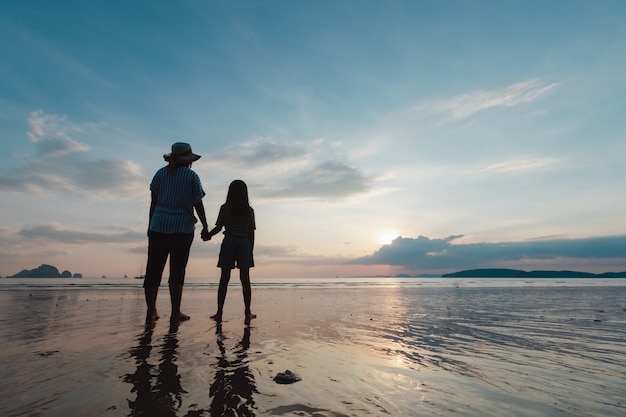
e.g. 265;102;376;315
328;285;626;416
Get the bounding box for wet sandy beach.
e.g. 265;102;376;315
1;279;625;416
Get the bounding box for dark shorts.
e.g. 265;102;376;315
144;231;194;287
218;234;254;270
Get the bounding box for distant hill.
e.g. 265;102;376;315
442;268;626;278
9;264;82;278
353;273;442;278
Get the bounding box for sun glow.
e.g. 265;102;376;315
379;232;399;245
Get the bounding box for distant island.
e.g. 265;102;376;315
442;268;626;278
355;273;442;278
8;264;83;278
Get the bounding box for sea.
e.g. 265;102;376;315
3;275;626;290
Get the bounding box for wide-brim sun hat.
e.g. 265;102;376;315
163;142;201;162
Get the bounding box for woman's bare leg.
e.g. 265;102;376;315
144;285;160;323
169;282;190;322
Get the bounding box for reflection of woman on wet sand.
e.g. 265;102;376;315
124;322;190;416
209;323;257;416
155;322;186;413
124;326;156;416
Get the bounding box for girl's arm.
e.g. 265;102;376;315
203;205;226;241
203;224;223;241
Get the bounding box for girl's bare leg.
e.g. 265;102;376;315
240;268;255;320
211;268;231;321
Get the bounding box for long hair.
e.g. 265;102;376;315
226;180;251;217
167;161;191;174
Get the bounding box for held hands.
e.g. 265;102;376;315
201;228;211;241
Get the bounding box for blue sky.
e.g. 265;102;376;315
1;1;625;278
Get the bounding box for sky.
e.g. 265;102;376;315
1;0;625;278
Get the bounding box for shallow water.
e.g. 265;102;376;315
250;284;626;416
0;279;625;416
326;286;626;416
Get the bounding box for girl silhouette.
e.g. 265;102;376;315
204;180;256;321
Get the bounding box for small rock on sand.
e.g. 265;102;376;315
273;370;301;384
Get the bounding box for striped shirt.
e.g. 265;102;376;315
216;203;256;236
149;166;205;234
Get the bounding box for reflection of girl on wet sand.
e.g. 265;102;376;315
203;180;256;322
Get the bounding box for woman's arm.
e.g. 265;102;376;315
148;191;158;236
194;200;210;239
194;200;209;230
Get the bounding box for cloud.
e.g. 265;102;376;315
17;223;144;244
254;243;302;258
260;160;372;199
208;137;307;168
470;157;558;174
73;159;145;196
0;158;145;200
27;110;90;157
351;234;626;270
253;243;348;266
206;138;373;200
415;79;559;120
238;138;308;166
0;110;146;200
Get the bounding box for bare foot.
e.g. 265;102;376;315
245;312;256;320
146;309;160;324
210;313;222;322
171;312;190;322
